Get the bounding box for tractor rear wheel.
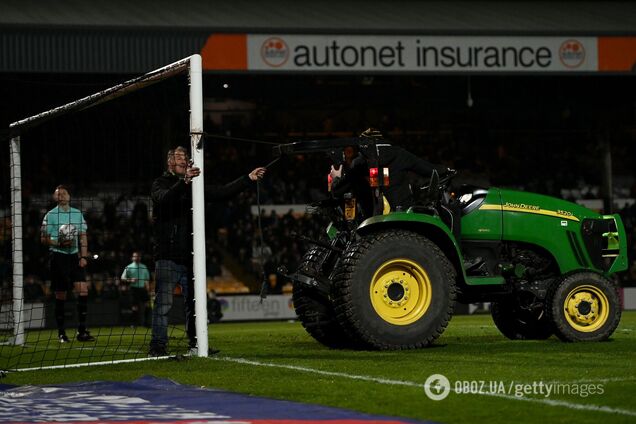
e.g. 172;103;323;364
332;230;456;350
292;246;353;348
491;300;553;340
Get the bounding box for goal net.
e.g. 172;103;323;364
1;55;209;372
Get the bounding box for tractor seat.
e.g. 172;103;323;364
456;185;489;216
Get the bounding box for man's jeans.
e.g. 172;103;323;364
150;260;196;348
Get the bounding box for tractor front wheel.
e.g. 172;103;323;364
547;272;621;342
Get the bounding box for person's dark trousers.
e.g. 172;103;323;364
77;295;88;333
55;298;66;334
150;260;196;349
131;287;150;326
50;252;78;335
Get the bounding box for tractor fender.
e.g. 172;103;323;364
356;212;468;284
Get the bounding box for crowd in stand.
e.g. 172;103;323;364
1;129;636;303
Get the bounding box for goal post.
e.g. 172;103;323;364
188;54;208;358
4;54;209;368
9;135;25;347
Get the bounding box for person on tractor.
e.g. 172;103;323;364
329;128;453;216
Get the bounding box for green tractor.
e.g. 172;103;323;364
274;136;628;350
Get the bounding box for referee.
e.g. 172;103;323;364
40;185;94;343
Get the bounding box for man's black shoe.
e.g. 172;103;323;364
148;345;168;356
186;346;220;356
76;331;95;342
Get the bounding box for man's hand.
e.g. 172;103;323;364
42;235;63;247
184;162;201;184
249;167;267;181
79;257;88;268
45;236;72;248
58;239;73;248
330;165;342;179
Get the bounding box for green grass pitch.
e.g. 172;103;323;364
2;312;635;424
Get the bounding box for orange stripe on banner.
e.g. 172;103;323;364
201;34;247;70
598;37;636;72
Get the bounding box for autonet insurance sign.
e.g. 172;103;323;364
201;34;636;73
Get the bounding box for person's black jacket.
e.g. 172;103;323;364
151;172;251;263
332;145;445;212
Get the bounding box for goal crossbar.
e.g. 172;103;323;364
9;56;192;135
6;54;209;361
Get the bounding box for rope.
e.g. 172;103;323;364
204;133;280;146
256;156;284;301
195;132;282;300
257;180;269;300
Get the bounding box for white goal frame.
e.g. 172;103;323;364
7;54;209;359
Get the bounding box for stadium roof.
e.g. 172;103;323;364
2;0;636;34
1;0;635;73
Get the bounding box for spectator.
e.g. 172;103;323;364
207;289;223;323
207;250;222;279
266;273;282;295
23;274;45;302
101;276;119;300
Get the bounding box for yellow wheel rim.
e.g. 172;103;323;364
369;258;432;326
563;285;610;333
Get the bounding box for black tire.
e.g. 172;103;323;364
491;301;553;340
547;272;621;342
292;246;353;348
332;230;456;350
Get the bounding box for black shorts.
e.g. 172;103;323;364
130;286;150;303
50;252;87;292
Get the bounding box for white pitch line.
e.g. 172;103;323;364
11;355;172;372
211;356;636;418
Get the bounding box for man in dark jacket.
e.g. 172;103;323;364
149;146;265;356
330;128;449;215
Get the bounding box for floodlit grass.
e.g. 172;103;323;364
2;312;635;424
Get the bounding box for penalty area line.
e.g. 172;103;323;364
211;356;636;418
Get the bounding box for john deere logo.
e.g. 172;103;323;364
559;40;585;68
261;37;289;67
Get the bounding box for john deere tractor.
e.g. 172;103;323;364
275;136;628;350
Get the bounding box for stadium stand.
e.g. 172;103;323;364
3;132;634;303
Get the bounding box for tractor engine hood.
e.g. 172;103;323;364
478;188;628;275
